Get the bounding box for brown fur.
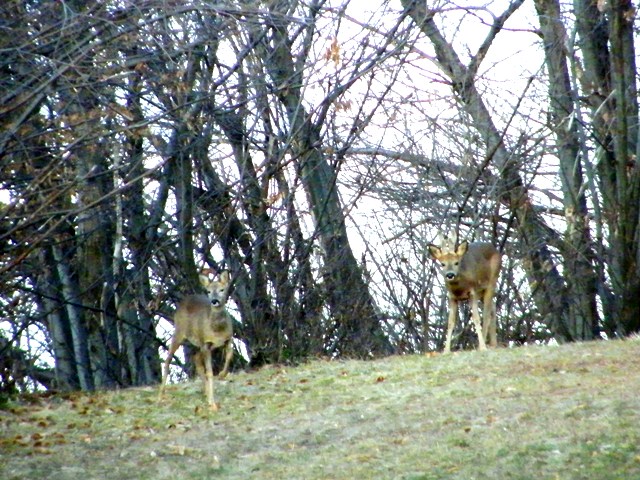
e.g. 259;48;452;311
428;239;501;353
159;271;233;411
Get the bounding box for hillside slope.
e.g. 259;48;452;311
2;339;640;480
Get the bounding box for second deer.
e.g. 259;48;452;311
428;235;501;353
160;271;233;411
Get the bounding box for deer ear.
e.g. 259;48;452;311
456;241;469;256
427;244;441;260
219;271;230;284
199;273;213;288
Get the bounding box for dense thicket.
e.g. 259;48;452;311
1;0;638;393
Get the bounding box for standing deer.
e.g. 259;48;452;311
428;235;501;353
160;271;233;411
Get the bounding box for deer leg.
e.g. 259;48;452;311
444;297;458;353
194;350;206;384
159;335;182;397
202;347;218;411
470;290;487;351
218;339;233;379
482;288;497;347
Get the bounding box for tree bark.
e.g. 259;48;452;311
534;0;600;339
51;244;94;390
574;0;640;334
607;0;640;333
39;248;80;390
116;76;162;385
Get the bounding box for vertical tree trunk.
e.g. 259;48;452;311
73;118;119;388
212;108;282;363
608;0;640;333
534;0;600;339
574;0;640;334
170;130;198;284
39;248;80;390
51;245;94;390
115;75;162;385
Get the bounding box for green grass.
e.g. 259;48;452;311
2;338;640;479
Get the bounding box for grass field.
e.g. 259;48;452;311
2;338;640;479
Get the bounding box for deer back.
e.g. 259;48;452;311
458;242;501;290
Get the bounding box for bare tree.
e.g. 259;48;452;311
2;0;640;392
573;0;640;334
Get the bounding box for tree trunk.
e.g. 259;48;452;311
39;248;80;390
212;108;282;363
534;0;600;339
170;129;198;284
608;0;640;333
574;0;640;334
72;108;119;388
51;244;93;390
116;78;162;385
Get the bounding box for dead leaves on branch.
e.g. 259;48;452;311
324;36;341;67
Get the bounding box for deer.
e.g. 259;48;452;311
427;234;501;353
159;270;233;411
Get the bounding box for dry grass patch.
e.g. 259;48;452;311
2;338;640;479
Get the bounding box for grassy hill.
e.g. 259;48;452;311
2;338;640;480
